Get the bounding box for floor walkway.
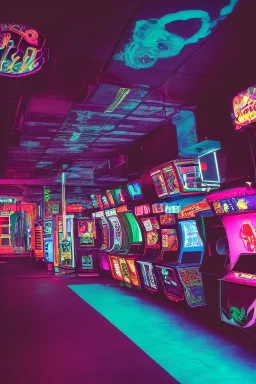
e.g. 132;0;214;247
1;258;256;383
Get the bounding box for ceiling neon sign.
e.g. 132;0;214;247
114;0;239;70
0;23;48;77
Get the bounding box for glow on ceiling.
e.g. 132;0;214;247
114;0;239;69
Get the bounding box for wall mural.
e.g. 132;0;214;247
0;23;48;77
114;0;239;70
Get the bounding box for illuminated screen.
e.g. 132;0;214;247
108;216;123;251
160;214;176;225
162;229;178;251
181;220;203;248
178;164;202;191
152;203;164;214
124;212;143;243
127;181;143;200
44;239;53;263
119;258;131;283
77;220;94;246
96;195;104;211
156;266;183;300
222;213;256;269
150;169;168;198
44;220;52;236
135;204;150;216
233;86;256;131
91;194;98;209
141;217;160;249
126;259;140;286
100;217;109;250
199;151;220;184
102;195;110;209
106;191;115;207
81;255;93;270
139;262;157;290
100;253;110;271
162;163;180;195
112;188;126;206
109;256;123;281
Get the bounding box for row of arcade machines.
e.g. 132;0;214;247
92;156;214;308
35;205;98;274
93;151;256;337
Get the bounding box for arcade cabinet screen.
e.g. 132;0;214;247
135;204;150;216
162;229;178;251
162;163;180;195
141;217;160;248
176;163;203;191
44;220;52;235
200;216;229;276
91;194;98;209
127;181;143;200
96;195;104;211
112;188;126;206
101;195;110;209
182;220;203;248
152;203;165;214
222;213;256;269
180;220;203;263
106;190;115;207
199;151;220;185
78;220;94;246
160;213;176;225
150;169;168;198
124;212;143;242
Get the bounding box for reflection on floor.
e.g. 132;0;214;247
69;284;256;384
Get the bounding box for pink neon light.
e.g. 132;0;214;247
222;213;256;269
207;187;256;203
223;271;256;286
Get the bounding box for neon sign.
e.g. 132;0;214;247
0;23;48;77
178;199;210;219
114;0;239;70
233;85;256;131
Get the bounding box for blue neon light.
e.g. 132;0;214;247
114;0;239;69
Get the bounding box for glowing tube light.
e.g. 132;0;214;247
104;88;130;113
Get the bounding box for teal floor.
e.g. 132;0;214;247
69;284;256;384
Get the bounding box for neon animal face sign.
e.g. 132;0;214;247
0;23;48;77
114;0;239;69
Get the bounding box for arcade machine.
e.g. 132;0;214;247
56;214;75;273
43;217;54;267
206;187;256;334
74;217;99;276
142;157;218;306
107;183;144;289
199;85;256;335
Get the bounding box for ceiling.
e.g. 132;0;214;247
0;0;254;207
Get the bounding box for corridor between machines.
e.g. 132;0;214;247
70;283;256;384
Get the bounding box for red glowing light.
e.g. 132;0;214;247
201;163;207;171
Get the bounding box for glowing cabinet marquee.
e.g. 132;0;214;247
0;23;48;77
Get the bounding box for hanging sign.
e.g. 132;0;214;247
66;203;83;213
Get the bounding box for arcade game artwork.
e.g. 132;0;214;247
77;219;94;246
233;85;256;131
